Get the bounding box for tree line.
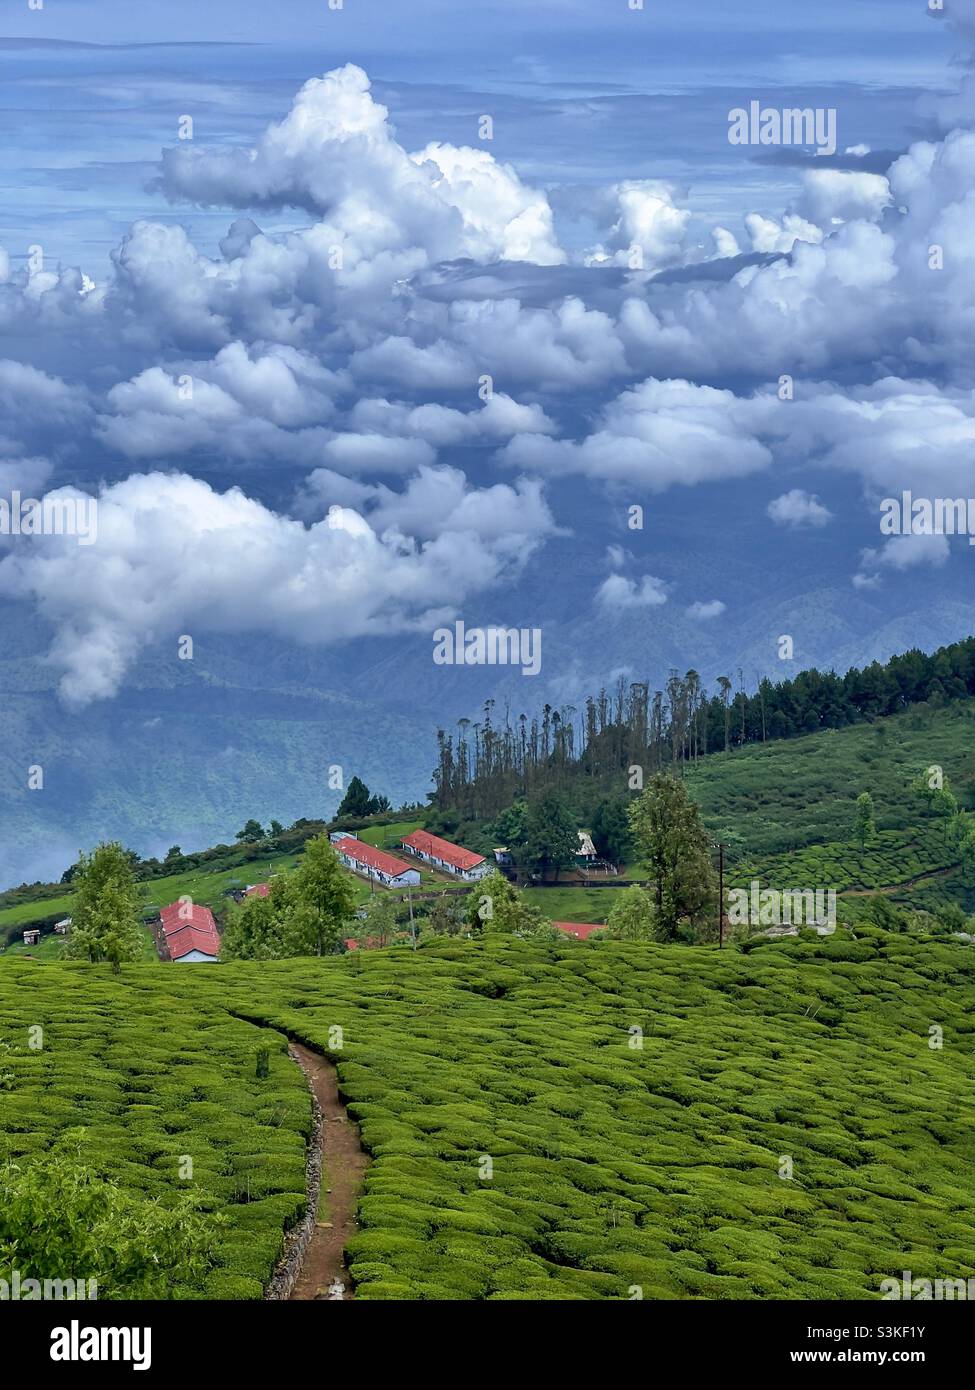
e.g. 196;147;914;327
431;638;975;817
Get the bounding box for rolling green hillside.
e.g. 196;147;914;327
7;696;975;945
1;932;972;1299
685;699;975;859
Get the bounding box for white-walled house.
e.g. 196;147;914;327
333;837;421;889
401;829;489;882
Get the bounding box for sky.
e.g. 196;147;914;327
0;0;974;883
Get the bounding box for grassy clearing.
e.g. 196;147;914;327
1;931;972;1299
1;926;158;962
522;885;623;923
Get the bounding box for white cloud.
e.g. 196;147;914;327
595;573;668;610
499;377;774;489
0;470;556;708
605;543;627;569
686;599;726;620
767;489;833;527
585;181;692;270
744;211;823;254
857;533;951;585
797;169;891;226
157;65;565;267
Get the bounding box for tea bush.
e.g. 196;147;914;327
0;932;972;1299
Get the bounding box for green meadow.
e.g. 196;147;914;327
1;931;972;1299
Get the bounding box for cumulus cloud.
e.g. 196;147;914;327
744;211;823;254
855;533;951;588
796;168;892;226
686;599;726;620
0;59;973;709
350;295;626;392
302;463;560;544
585;181;692;270
595;573;668;610
499;377;774;489
0;470;557;708
346;392;557;446
156;65;565;267
97;343;341;462
767;489;833;527
0;360;90;453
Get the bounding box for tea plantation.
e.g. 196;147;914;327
1;931;973;1299
0;969;310;1298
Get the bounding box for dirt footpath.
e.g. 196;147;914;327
289;1043;370;1301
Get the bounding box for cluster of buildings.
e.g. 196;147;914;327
17;826;605;964
330;828;491;889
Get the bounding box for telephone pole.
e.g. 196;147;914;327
718;842;724;948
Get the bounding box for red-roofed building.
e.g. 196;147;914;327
244;883;270;898
400;829;488;881
333;836;421;889
168;927;221;962
552;921;603;941
159;901;220;962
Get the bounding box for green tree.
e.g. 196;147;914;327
628;776;717;941
591;797;632;866
235;819;265;844
420;892;467;939
220;882;292;960
62;842;144;974
911;771;958;844
336;776;373;819
862;894;905;932
164;845;182;863
600;884;659;940
464;870;554;938
522;793;579;882
269;820;284;837
351;893;400;950
492;800;529;850
853;791;876;851
0;1138;219;1298
291;834;357;955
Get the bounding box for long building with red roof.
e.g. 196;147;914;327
400;829;488;881
333;836;421;889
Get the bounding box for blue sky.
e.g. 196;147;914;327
0;0;956;269
0;0;974;882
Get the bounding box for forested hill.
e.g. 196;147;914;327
430;637;975;821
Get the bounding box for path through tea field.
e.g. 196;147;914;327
1;932;972;1299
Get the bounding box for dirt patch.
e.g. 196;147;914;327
287;1043;369;1301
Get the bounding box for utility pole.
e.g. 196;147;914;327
718;842;725;948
